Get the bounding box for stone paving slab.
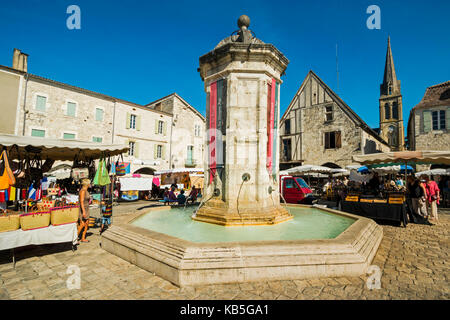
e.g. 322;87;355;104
0;204;449;300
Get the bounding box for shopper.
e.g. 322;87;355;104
77;178;91;243
424;175;440;222
407;176;428;217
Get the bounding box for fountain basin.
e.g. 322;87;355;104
101;204;383;287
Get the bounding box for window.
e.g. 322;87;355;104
284;119;291;135
158;120;164;134
384;103;390;119
157;145;163;158
432;110;446;130
325;105;333;122
31;129;45;137
36;95;46;112
392;102;399;119
95;108;103;121
63;133;76;140
130;114;137;129
92;137;102;143
66;102;76;117
128;141;135;156
282;138;291;161
187;146;194;164
388;86;392;95
285;178;295;189
324;131;342;149
296;178;309;189
127;113;139;130
194;125;201;137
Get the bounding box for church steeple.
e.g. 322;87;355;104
380;36;401;96
379;36;404;151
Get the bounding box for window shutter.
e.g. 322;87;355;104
126;113;131;129
154;120;159;134
36;96;46;111
423;111;431;133
446;108;450;130
67;102;76;117
154;144;158;159
136;115;141;131
162;145;166;160
163;121;167;136
335;131;342;148
134;142;139;158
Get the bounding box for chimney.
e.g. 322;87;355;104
12;48;28;72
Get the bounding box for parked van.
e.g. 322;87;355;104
279;175;315;204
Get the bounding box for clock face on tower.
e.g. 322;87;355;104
388;125;395;134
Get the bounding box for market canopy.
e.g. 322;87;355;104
416;168;450;177
352;150;450;166
286;165;333;175
154;168;204;175
0;134;129;161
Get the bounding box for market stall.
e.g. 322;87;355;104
0;134;128;266
118;174;154;201
345;150;450;226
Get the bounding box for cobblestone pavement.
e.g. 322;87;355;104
0;203;448;300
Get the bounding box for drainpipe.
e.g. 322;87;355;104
111;100;116;144
169;113;174;169
22;73;29;136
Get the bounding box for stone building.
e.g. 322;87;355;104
279;70;390;170
146;93;205;169
407;80;450;153
378;37;405;151
0;48;205;173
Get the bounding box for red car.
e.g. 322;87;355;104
279;175;315;204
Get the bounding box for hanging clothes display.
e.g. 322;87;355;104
0;149;16;190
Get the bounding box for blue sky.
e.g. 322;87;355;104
1;0;449;131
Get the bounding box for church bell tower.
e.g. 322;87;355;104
379;37;405;151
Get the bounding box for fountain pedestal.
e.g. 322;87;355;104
194;16;292;226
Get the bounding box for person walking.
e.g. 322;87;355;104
77;178;91;243
407;176;428;218
424;175;440;222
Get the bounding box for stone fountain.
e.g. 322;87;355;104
193;15;292;226
101;16;383;287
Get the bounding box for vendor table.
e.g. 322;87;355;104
341;201;407;227
0;223;78;268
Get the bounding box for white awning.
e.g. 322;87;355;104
154;168;204;175
0;134;128;161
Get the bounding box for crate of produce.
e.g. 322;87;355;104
20;211;51;231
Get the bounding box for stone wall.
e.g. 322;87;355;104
17;78;114;142
147;94;206;169
411;108;450;151
113;101;172;173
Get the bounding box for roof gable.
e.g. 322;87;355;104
282;70;388;146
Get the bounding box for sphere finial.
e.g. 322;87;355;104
237;15;250;30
